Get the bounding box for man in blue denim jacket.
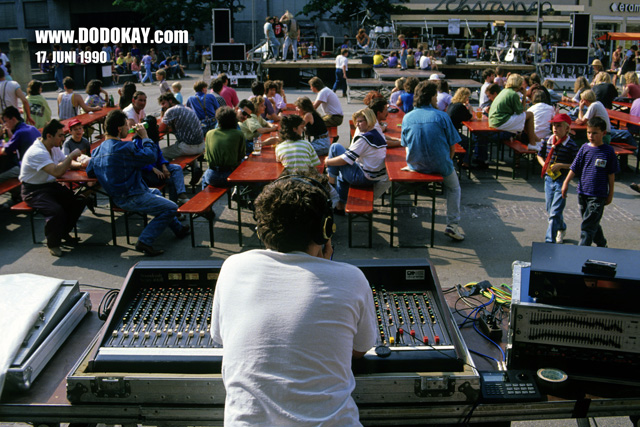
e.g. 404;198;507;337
87;110;189;256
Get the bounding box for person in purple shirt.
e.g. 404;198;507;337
561;117;619;247
141;51;154;84
1;106;41;162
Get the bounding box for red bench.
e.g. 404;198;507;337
0;178;21;196
500;139;538;179
177;186;227;247
10;201;77;244
345;186;374;248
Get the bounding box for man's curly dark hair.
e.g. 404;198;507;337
414;81;438;108
278;114;305;141
254;171;330;252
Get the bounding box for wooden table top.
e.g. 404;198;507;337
59;107;119;132
385;147;443;183
57;169;96;183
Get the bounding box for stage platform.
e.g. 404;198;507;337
347;78;482;103
257;58;535;87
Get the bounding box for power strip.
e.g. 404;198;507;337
479;312;502;342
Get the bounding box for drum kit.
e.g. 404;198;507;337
369;24;397;50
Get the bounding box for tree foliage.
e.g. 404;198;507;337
112;0;245;35
300;0;409;27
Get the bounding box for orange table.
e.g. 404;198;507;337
385;146;443;248
226;145;325;246
59;107;119;138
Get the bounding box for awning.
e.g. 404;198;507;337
597;32;640;41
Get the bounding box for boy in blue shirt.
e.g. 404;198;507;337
561;116;619;247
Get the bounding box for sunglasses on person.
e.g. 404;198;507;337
241;110;250;117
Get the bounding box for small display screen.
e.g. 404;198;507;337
185;273;199;281
482;372;507;382
168;273;182;280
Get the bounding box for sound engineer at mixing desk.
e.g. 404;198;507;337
210;172;377;426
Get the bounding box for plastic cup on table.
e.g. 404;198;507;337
252;137;262;156
475;109;483;120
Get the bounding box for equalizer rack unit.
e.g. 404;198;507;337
67;259;479;405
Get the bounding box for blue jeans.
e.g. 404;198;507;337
202;167;233;189
327;143;373;202
142;164;186;202
142;66;153;83
332;69;347;97
114;188;182;246
578;194;607;247
610;128;637;147
310;136;330;156
544;175;566;243
400;49;408;69
269;37;280;58
442;171;461;226
283;36;298;60
55;64;64;90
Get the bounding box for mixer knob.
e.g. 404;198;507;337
112;330;118;338
177;331;183;339
133;331;139;339
199;330;205;338
168;329;173;336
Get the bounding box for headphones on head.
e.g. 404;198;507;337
272;174;335;245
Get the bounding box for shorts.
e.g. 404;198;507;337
496;112;526;134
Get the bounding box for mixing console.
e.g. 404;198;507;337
90;260;465;374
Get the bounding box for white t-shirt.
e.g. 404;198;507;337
0;80;21;111
584;101;612;133
436;92;452;111
336;54;348;71
19;138;64;184
211;249;377;427
316;87;343;116
419;55;431;70
479;81;491;107
527;102;555;140
123;104;145;124
340;132;388;181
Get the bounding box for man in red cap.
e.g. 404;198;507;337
536;113;578;244
62;118;91;156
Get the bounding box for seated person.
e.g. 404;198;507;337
436;80;452;111
576;89;636;149
542;79;561;105
186;80;220;127
372;50;385;68
84;79;108;112
123;91;147;127
134;115;190;205
365;98;401;146
239;97;279;154
87;110;190;256
26;79;52;130
275;114;320;172
355;28;370;52
57;77;101;120
210;171;376;426
250;80;279;122
389;78;405;107
488;73;538;147
446;88;474;168
264;80;282;117
202;106;246;188
62;118;91;156
325;108;388;213
397;77;419;114
617;71;640;102
527;90;556;149
387;51;399;68
19;119;89;257
294;96;330;156
591;71;618;110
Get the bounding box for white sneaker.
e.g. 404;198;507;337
556;229;565;244
444;225;465;241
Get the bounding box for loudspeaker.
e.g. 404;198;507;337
554;46;589;64
571;13;590;48
320;36;334;53
213;9;231;44
210;43;246;61
361;55;373;65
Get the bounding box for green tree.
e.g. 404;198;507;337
301;0;409;27
112;0;245;36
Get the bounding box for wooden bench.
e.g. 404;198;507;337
170;153;203;191
10;201;77;244
611;142;639;174
177;186;227;247
500;139;538;179
345;186;374;248
0;178;21;196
